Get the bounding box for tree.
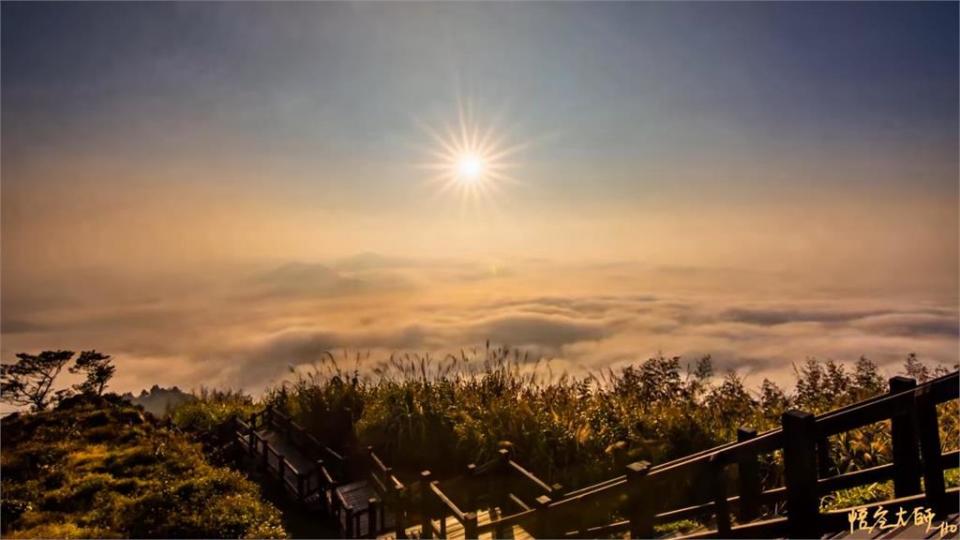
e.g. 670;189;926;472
1;350;75;411
903;353;930;383
70;350;115;396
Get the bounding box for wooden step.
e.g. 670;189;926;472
381;508;534;540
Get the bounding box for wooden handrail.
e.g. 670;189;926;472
817;462;895;493
541;371;959;537
474;455;502;475
557;371;958;506
323;445;346;462
507;492;532;511
508;459;555;495
817;392;912;436
942;449;960;470
368;447;389;474
430;481;468;523
284;459;301;476
369;470;387;493
335;486;353;510
232;374;957;539
318;462;337;486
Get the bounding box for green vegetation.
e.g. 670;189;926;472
171;388;259;435
265;348;958;502
0;393;285;539
1;346;955;539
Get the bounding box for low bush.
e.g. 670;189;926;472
0;394;285;539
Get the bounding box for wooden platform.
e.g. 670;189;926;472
825;512;959;540
380;508;534;540
335;479;397;537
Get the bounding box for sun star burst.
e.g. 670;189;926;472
417;100;526;208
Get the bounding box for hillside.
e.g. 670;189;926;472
0;393;285;539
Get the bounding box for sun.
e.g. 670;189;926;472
417;99;526;206
456;154;484;181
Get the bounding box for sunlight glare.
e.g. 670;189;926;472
417;98;528;208
457;155;484;180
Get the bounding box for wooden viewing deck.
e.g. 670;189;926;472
221;371;959;539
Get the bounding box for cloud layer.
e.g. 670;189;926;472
2;256;957;394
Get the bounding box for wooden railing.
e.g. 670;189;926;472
226;406;348;509
530;371;959;539
221;373;957;539
367;446;407;538
415;447;561;539
335;446;408;539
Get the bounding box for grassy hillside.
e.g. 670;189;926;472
0;394;285;539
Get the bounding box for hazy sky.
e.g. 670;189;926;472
2;2;957;394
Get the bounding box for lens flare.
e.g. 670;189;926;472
417;98;527;208
457;155;484;180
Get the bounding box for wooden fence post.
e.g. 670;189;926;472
435;484;447;539
419;471;433;539
264;406;273;429
534;495;552;538
737;427;761;523
315;459;331;515
889;376;922;498
315;459;326;486
464;463;477;512
626;461;654;539
277;455;287;487
817;436;835;477
260;437;269;472
463;511;478;540
368;497;379;538
709;454;731;537
497;449;511;508
782;410;819;539
394;484;407;539
248;418;257;456
915;384;945;517
345;506;355;538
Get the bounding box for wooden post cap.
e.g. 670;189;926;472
782;409;815;422
626;460;651;478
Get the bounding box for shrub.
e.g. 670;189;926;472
0;393;285;538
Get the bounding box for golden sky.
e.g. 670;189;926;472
2;2;957;394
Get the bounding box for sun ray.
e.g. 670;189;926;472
415;100;527;208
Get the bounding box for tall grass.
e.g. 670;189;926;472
264;346;958;492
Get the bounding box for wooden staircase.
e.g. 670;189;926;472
383;508;534;540
219;371;959;539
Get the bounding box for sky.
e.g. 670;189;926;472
2;2;958;396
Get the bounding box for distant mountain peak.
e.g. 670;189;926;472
123;385;195;416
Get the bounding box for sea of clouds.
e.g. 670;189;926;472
2;254;957;396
